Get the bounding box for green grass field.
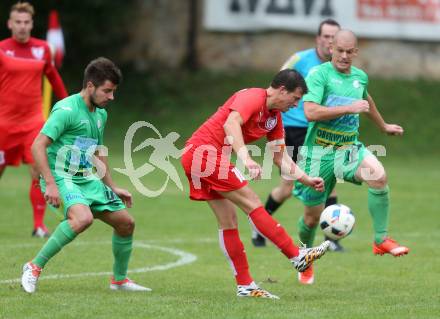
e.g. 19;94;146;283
0;71;439;318
1;156;439;319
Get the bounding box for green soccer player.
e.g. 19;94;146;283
21;57;150;293
294;30;409;284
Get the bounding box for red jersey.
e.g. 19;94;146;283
0;37;68;129
187;88;284;149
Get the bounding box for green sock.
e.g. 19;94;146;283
368;186;390;244
32;220;77;268
112;233;133;281
297;216;317;248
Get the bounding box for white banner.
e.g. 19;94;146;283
204;0;440;41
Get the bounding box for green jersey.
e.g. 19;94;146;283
41;93;107;181
302;62;368;159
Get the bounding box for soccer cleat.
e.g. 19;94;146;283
110;278;152;292
21;262;42;293
32;226;50;238
251;230;266;247
292;240;330;272
325;237;345;252
373;237;409;257
298;265;314;285
237;281;279;299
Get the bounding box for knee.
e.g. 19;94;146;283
304;212;320;227
244;193;263;213
116;215;135;236
70;213;94;233
368;172;388;189
280;183;294;199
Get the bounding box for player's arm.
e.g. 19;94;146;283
45;66;68;99
365;94;404;136
304;66;369;121
304;100;370;121
223;111;261;180
270;139;324;192
31;134;61;207
43;46;68;99
280;53;300;70
95;151;132;208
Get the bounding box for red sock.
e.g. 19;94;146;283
249;206;299;258
219;229;253;286
30;179;46;229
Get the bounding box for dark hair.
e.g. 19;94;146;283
270;69;307;94
82;57;122;88
317;18;340;36
10;2;34;16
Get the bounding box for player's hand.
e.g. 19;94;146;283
113;187;133;208
383;123;404;136
44;182;61;208
301;176;325;192
244;158;262;180
350;100;370;114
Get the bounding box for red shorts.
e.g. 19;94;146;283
181;145;248;201
0;122;43;167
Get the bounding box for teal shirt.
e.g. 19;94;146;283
302;62;368;150
282;48;322;128
41;93;107;180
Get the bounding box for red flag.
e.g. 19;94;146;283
46;10;64;69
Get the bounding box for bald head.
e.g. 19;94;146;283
331;29;358;74
334;29;358;47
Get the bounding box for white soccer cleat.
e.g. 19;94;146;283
110;278;152;292
291;240;330;272
21;262;41;293
32;226;50;238
237;281;279;299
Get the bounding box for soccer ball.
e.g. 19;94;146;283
319;204;355;240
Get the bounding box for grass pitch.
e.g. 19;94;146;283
0;155;438;319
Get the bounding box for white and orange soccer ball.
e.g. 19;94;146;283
319;204;355;240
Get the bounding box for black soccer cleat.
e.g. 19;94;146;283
251;230;266;247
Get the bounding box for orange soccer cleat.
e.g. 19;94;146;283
373;237;409;257
298;264;314;285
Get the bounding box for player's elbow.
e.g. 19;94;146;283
31;137;41;157
304;109;317;122
304;103;319;122
31;134;50;157
223;117;239;138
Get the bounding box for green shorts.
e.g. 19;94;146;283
293;143;372;206
41;177;126;218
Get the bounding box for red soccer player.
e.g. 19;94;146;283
181;69;330;299
0;2;68;237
